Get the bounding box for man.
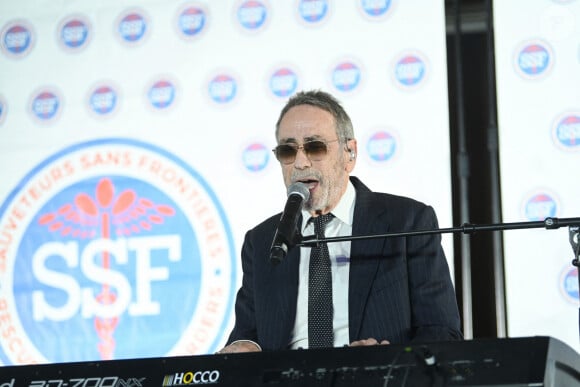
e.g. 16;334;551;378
219;90;462;353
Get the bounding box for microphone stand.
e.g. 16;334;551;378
296;216;580;339
570;224;580;339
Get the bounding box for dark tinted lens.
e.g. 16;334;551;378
303;140;328;160
274;144;298;163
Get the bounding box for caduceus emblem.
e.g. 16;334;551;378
38;177;175;360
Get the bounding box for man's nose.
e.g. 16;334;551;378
293;146;311;168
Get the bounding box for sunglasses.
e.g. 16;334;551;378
272;139;340;164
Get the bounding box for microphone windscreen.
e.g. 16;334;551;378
287;182;310;201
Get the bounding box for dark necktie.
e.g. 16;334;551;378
308;213;334;348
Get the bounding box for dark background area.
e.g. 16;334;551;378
444;0;504;340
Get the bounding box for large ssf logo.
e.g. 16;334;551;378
0;138;237;365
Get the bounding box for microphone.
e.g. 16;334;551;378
269;182;310;265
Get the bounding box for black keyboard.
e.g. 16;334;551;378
0;336;578;386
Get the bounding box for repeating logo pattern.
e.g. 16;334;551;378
147;79;178;111
242;142;270;172
88;83;120;117
366;130;398;163
392;52;428;89
296;0;331;26
116;9;149;45
236;0;269;32
330;60;363;93
269;67;299;98
29;87;63;124
207;73;238;104
58;15;91;52
522;192;559;221
514;40;553;79
552;112;580;151
175;3;209;40
1;20;35;58
358;0;395;20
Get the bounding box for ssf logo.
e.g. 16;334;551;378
242;142;270;172
269;67;299;98
88;84;119;117
176;4;208;40
366;130;398;162
147;79;177;110
236;0;269;32
0;138;236;365
208;73;238;104
393;52;428;89
552;113;580;151
514;40;553;79
29;87;63;123
1;20;34;58
331;61;362;93
523;192;558;221
116;9;149;45
358;0;394;20
58;15;91;51
297;0;330;25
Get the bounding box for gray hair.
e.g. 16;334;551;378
275;90;355;143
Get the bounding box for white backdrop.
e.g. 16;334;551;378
494;0;580;353
0;0;453;364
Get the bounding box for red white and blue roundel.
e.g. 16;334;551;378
147;79;177;110
1;20;35;58
242;142;270;172
29;87;63;124
236;0;269;32
88;83;120;117
552;112;580;151
176;4;208;40
514;40;553;79
269;67;299;98
523;192;558;221
331;60;362;93
0;138;237;364
208;73;238;104
297;0;330;25
393;52;428;89
366;130;398;162
358;0;394;20
58;15;91;52
116;9;149;45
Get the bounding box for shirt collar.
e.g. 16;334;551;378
301;179;356;231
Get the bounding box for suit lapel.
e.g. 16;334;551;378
348;179;389;341
266;235;301;348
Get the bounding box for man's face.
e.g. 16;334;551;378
276;104;355;215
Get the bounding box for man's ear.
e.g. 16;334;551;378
345;138;357;172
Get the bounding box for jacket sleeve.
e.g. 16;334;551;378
407;205;463;342
226;230;259;345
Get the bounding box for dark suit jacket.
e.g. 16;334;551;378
227;176;462;350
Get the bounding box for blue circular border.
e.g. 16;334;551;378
0;137;237;363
